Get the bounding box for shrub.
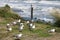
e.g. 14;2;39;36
50;8;60;27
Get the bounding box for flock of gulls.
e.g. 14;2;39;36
6;19;36;40
6;19;56;40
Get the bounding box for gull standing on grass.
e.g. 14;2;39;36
6;23;12;31
32;24;35;29
17;19;21;23
29;23;36;31
48;29;56;33
12;21;17;25
19;23;24;32
6;24;10;28
29;23;33;31
17;19;21;26
14;33;23;40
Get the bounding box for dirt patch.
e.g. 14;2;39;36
0;17;4;22
21;33;60;40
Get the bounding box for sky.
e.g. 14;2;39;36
0;0;60;10
0;0;60;9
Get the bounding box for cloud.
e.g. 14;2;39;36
23;1;38;3
39;1;60;5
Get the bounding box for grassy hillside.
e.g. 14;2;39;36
0;20;60;40
0;4;20;20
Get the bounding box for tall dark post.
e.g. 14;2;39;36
31;5;33;20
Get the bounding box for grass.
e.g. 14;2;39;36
0;19;60;40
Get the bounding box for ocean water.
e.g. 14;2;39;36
0;0;60;22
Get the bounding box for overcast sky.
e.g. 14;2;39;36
0;0;60;8
14;0;60;1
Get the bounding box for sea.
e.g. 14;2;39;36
0;0;60;23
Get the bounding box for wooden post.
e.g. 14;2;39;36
31;5;33;20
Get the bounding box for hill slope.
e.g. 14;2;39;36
0;4;20;20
